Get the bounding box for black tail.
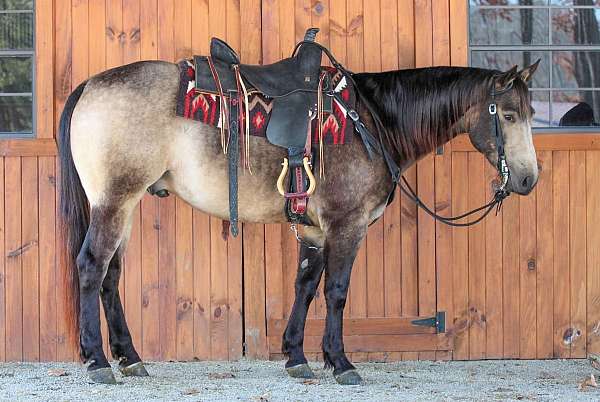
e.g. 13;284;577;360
57;80;89;349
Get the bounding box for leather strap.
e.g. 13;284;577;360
228;90;240;237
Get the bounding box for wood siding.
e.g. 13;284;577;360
0;0;598;362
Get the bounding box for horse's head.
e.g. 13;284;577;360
468;61;540;195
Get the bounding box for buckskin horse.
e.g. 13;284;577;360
58;29;539;384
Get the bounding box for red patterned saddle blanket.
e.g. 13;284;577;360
175;60;355;145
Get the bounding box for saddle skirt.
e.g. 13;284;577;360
175;59;355;146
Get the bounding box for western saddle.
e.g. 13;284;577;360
194;28;327;236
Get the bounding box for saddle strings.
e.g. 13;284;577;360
206;56;230;154
317;71;327;178
233;65;253;173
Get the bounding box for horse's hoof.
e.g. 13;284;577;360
120;361;149;377
334;369;363;385
88;367;117;384
286;363;315;379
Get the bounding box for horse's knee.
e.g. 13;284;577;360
325;282;349;310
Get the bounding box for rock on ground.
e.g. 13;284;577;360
0;359;596;401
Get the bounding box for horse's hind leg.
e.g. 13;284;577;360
282;228;326;379
101;238;148;377
78;203;136;384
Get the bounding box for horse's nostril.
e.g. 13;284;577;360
522;176;531;189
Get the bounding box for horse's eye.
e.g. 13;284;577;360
504;114;514;122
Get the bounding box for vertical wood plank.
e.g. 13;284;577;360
346;0;367;327
364;0;385;322
38;157;56;361
156;0;177;361
140;195;160;360
72;0;89;86
397;0;414;69
226;0;245;361
553;151;570;358
381;0;401;324
484;164;503;359
207;0;229;361
106;0;124;69
89;0;107;75
54;0;72;137
449;0;467;66
244;224;268;358
122;0;141;63
451;153;469;360
242;0;268;359
21;157;39;361
432;0;452;361
192;210;211;360
586;151;600;356
121;0;142;357
502;192;520;358
467;153;485;360
172;0;194;362
536;151;553;358
175;198;194;360
414;0;436;361
189;0;210;361
519;182;537;359
158;196;177;360
35;0;54;138
123;205;142;355
569;151;586;358
138;0;159;362
262;0;285;358
5;157;22;361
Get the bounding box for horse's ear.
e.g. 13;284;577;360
495;65;518;91
518;59;541;83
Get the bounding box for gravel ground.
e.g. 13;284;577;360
0;359;597;401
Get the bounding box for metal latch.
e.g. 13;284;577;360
411;311;446;333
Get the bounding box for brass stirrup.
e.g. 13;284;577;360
276;157;316;197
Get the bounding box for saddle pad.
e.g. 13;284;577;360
175;60;354;145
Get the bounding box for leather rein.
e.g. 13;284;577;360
292;41;512;228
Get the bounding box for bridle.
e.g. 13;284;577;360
397;78;513;227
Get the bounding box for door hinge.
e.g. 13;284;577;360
411;311;446;333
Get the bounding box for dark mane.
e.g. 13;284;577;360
352;67;530;162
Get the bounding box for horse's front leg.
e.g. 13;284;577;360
322;219;367;385
282;227;326;379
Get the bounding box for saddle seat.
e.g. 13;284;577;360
195;28;323;149
209;31;322;98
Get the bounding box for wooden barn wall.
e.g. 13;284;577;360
0;0;598;362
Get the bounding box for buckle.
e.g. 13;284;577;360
488;103;497;115
348;109;360;121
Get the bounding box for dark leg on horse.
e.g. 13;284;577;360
78;206;130;384
100;243;148;377
282;239;325;379
322;222;366;385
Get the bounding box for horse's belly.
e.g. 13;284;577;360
164;121;288;224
